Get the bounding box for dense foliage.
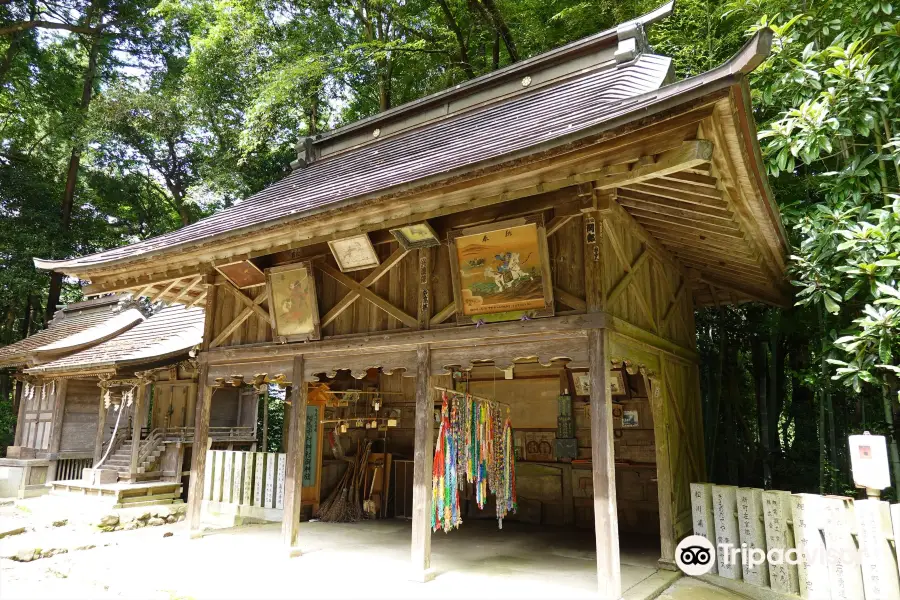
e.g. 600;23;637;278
2;0;899;496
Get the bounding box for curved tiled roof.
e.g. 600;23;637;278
36;52;673;272
0;297;124;368
25;305;205;375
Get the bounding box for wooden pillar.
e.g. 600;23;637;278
417;248;431;330
93;396;108;465
13;378;25;447
589;329;621;599
187;365;212;535
281;355;307;555
410;344;434;582
129;381;148;477
261;385;269;451
46;378;68;481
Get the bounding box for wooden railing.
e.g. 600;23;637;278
137;429;163;467
691;483;900;598
161;426;256;442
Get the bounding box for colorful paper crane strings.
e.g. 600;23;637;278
432;390;517;532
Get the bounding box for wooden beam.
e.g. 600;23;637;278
617;189;732;220
592;141;714;190
607;247;650;306
209;291;269;349
135;282;158;299
546;214;578;237
698;274;787;307
588;328;621;599
318;262;419;328
282;355;307;555
47;379;68;478
411;345;434;582
92;394;107;466
222;281;269;322
554;287;587;311
171;276;203;305
659;170;718;188
626;207;744;238
321;247;410;327
637;177;723;200
429;303;456;326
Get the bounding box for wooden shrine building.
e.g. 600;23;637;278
33;3;788;598
0;297;257;504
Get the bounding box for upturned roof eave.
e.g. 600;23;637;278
35;27;779;280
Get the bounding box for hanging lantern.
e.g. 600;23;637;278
340;422;348;434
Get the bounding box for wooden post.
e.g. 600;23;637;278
46;378;68;481
261;385;269;452
583;208;606;313
13;379;25;447
417;248;431;330
588;328;620;600
410;344;434;582
93;397;108;465
187;365;212;535
281;355;307;555
130;381;148;477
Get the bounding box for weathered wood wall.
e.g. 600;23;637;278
207;186;696;353
152;380;197;430
59;378;100;453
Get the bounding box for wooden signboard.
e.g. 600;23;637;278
266;261;321;342
448;215;554;324
301;394;325;512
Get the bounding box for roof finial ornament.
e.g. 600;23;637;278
290;136;318;170
615;20;650;67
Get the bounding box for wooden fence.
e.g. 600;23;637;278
691;483;900;600
202;450;286;524
52;457;93;482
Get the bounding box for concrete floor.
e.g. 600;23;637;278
1;499;749;599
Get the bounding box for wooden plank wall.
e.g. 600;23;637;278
599;204;695;350
662;355;705;539
152;381;197;430
209;186;695;353
59;378;100;453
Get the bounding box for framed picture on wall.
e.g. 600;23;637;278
573;372;591;397
573;370;628;397
266;261;321;342
328;234;380;272
448;215;554;324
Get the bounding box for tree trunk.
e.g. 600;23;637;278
883;385;900;489
437;0;474;78
478;0;518;62
723;341;739;485
752;337;771;487
46;28;102;322
705;310;724;477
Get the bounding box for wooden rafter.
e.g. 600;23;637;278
210;290;269;349
187;290;207;308
697;274;785;307
151;277;184;303
320;248;409;328
171;276;203;305
317;262;418;328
